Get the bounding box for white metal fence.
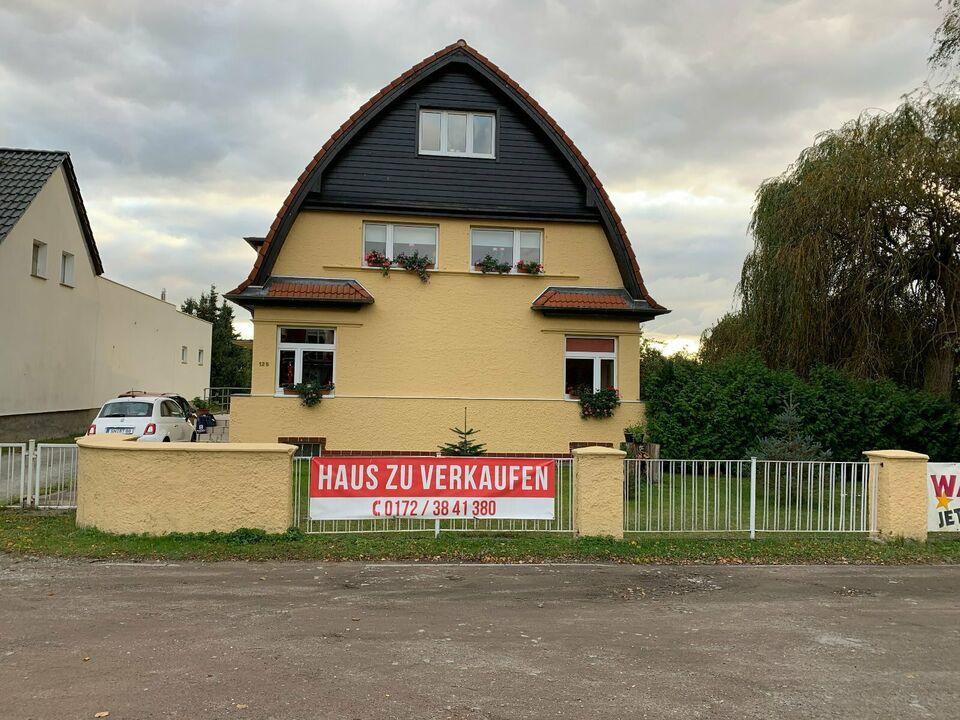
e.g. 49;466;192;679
624;458;878;535
293;455;574;534
1;443;27;507
0;442;78;509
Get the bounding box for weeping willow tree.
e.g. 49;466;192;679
702;92;960;396
931;0;960;70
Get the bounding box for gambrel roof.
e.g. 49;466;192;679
0;148;103;274
228;40;666;315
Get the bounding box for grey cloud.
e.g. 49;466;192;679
0;0;945;341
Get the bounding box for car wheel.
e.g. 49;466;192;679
162;436;171;443
190;432;198;443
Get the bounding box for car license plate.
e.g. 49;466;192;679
106;427;134;434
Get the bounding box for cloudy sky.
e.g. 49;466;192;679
0;1;947;348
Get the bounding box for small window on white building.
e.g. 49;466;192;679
31;241;47;278
418;110;495;158
277;327;335;394
60;252;75;286
564;337;616;398
198;348;204;366
181;346;188;364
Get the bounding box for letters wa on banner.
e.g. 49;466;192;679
928;462;960;532
309;456;556;520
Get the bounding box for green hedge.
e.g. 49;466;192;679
641;354;960;461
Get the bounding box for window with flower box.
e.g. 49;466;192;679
564;337;616;398
470;228;542;272
276;327;335;395
362;223;437;267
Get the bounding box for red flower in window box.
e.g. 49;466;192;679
515;259;544;275
365;250;393;276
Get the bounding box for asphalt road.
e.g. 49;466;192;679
1;558;959;719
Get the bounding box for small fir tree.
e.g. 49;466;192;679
438;408;487;456
747;396;831;461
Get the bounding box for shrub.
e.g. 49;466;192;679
643;354;960;460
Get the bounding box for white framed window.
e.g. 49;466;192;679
31;240;47;278
181;346;188;364
564;337;616;398
60;251;75;286
470;228;542;271
362;222;437;265
198;348;204;366
276;327;335;394
419;109;495;158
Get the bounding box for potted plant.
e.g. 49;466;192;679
576;386;621;419
364;250;393;276
515;259;544;275
394;251;432;282
292;380;335;408
475;254;513;274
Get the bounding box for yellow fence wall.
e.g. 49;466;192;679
76;435;295;534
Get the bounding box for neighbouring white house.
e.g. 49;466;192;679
0;148;211;440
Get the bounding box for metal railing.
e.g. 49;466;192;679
293;455;574;534
0;442;78;509
34;443;79;509
202;387;249;414
1;443;27;507
624;458;878;535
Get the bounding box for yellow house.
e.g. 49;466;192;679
226;41;667;454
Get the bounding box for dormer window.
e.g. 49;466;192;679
419;109;495;159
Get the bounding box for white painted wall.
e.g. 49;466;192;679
0;164;211;417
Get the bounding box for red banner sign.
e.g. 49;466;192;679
309;456;556;520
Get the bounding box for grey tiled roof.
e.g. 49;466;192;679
0;149;68;242
0;148;103;273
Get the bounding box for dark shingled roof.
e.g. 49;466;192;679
226;276;374;309
228;40;667;316
0;148;103;274
532;286;658;319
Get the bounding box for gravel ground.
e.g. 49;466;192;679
1;557;958;719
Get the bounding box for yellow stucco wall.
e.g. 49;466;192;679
231;394;642;453
235;210;651;451
76;435;295;534
863;449;929;541
573;445;626;537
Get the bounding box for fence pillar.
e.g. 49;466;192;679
863;450;929;542
573;445;626;539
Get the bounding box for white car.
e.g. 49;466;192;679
88;396;196;442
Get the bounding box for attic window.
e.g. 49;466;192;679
419;110;495;158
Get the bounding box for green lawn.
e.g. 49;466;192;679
3;510;959;564
625;463;871;533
